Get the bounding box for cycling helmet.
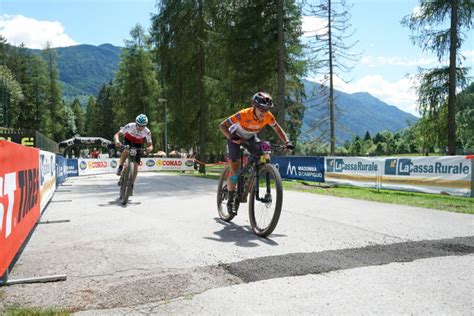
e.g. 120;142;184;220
252;92;274;111
135;114;148;126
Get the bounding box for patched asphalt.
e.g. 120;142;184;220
0;172;472;314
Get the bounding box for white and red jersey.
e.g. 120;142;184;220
120;123;152;144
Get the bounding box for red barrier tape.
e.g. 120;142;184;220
193;159;227;167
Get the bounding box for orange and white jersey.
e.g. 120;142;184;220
120;123;152;144
226;107;276;140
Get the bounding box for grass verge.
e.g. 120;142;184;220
2;306;69;316
183;171;473;214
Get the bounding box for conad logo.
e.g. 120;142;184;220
110;160;118;168
185;160;194;167
146;159;155;167
79;161;87;170
88;161;108;169
162;160;182;166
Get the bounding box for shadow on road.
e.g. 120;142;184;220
204;218;285;247
98;198;142;208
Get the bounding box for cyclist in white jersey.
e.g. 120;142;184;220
114;114;153;191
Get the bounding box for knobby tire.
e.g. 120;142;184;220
217;166;235;222
248;163;283;237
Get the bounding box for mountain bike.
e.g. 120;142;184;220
217;140;286;237
118;146;143;205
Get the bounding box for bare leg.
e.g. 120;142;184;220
119;150;129;166
226;160;240;191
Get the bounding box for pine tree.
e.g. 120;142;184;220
113;24;160;147
42;43;65;141
402;0;473;155
85;96;98;136
71;98;85;136
96;82;116;141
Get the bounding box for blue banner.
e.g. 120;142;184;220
67;159;79;177
56;155;68;185
271;156;325;182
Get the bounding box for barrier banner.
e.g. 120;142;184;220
0;141;40;281
40;151;56;212
56;155;68;186
67;159;79;177
78;158;110;176
326;157;384;188
65;158;195;175
272;156;324;182
109;158;119;173
382;156;472;197
139;158;195;171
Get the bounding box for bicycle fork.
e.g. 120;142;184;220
253;165;272;204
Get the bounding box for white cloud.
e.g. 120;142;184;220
461;49;474;66
301;15;327;37
0;14;78;49
360;55;438;67
308;74;420;116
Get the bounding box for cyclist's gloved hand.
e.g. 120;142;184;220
229;133;244;144
285;142;295;150
115;141;121;148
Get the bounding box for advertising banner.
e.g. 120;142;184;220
325;157;384;188
67;158;195;175
272;156;324;182
67;159;79;177
40;150;56;212
138;158;195;172
77;158;110;176
56;155;68;186
0;141;40;281
382;156;472;197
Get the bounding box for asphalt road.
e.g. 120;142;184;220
1;172;473;314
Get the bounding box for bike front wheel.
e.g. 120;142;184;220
217;166;235;222
248;163;283;237
120;162;133;205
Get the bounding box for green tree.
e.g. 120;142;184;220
96;82;116;141
402;0;473;155
85;96;98;136
364;130;371;141
63;101;76;139
151;0;305;165
0;65;24;127
42;43;65;141
70;98;85;136
113;24;160;146
456;83;474;151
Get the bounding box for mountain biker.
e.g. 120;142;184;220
114;114;153;193
219;91;293;214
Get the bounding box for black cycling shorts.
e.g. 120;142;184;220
123;139;144;163
226;136;258;161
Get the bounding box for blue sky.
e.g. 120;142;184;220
0;0;472;115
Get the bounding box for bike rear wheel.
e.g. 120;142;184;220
217;166;235;222
248;164;283;237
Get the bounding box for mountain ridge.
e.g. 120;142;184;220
301;79;417;142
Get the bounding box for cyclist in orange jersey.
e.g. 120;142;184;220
219;91;293;214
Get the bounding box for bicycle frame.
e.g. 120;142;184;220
236;141;274;204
